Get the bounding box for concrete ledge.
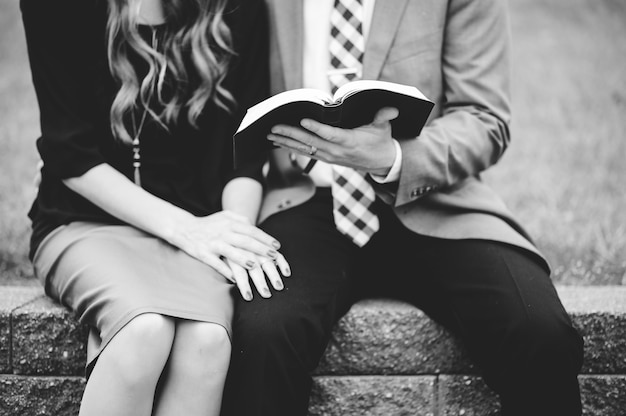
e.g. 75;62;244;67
1;285;625;415
0;376;84;416
1;375;625;416
11;296;87;376
0;287;41;374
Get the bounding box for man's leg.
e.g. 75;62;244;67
221;190;359;416
361;206;584;416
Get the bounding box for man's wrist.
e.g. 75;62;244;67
370;139;402;183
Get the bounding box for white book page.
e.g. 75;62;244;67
333;80;428;102
237;88;333;132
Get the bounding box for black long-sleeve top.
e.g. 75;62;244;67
21;0;269;259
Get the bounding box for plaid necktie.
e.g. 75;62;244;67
329;0;379;247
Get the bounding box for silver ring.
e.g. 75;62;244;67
309;145;318;156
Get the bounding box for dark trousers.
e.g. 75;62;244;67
221;189;584;416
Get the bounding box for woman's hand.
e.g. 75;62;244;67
171;210;287;281
226;253;290;301
218;177;290;300
60;165;288;294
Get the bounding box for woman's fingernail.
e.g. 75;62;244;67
262;288;271;297
272;240;281;249
275;280;284;290
284;266;291;276
267;250;277;258
245;260;255;269
244;291;253;301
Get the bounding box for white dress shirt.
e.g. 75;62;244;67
301;0;402;186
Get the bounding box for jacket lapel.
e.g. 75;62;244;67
269;0;303;90
363;0;410;80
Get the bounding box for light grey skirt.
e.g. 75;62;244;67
33;221;235;376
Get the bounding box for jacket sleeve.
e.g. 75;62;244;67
21;0;108;180
391;0;511;206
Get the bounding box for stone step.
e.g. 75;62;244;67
1;374;625;416
1;285;625;415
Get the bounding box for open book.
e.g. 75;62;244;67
233;80;434;168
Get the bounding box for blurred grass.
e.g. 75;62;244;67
483;0;626;285
1;0;625;286
0;0;40;285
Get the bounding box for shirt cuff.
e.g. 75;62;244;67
370;139;402;183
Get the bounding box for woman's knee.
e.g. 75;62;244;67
122;313;176;347
105;313;176;380
182;321;230;356
168;320;231;383
172;321;231;375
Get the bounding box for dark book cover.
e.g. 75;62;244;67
233;83;434;168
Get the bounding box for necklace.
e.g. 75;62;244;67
130;108;148;186
130;26;159;187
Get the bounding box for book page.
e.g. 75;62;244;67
333;80;429;102
238;88;333;132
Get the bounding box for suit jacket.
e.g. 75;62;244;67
260;0;547;267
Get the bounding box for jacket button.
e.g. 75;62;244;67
277;199;292;210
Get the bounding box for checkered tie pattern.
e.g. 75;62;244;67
329;0;379;247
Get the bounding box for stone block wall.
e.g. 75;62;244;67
1;286;625;415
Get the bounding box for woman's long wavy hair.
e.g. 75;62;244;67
106;0;235;143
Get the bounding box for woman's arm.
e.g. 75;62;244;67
214;1;291;300
64;164;280;280
23;0;284;291
222;177;263;224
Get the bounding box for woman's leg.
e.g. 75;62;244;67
153;321;231;416
79;313;176;416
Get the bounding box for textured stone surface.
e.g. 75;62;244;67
0;374;623;416
316;299;475;376
0;375;84;416
6;286;626;378
0;287;42;373
1;285;625;414
309;376;436;416
438;375;500;416
559;286;626;374
438;374;626;416
316;286;626;376
572;311;626;374
12;297;87;376
579;375;626;416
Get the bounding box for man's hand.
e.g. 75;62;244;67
267;107;399;177
226;254;290;301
